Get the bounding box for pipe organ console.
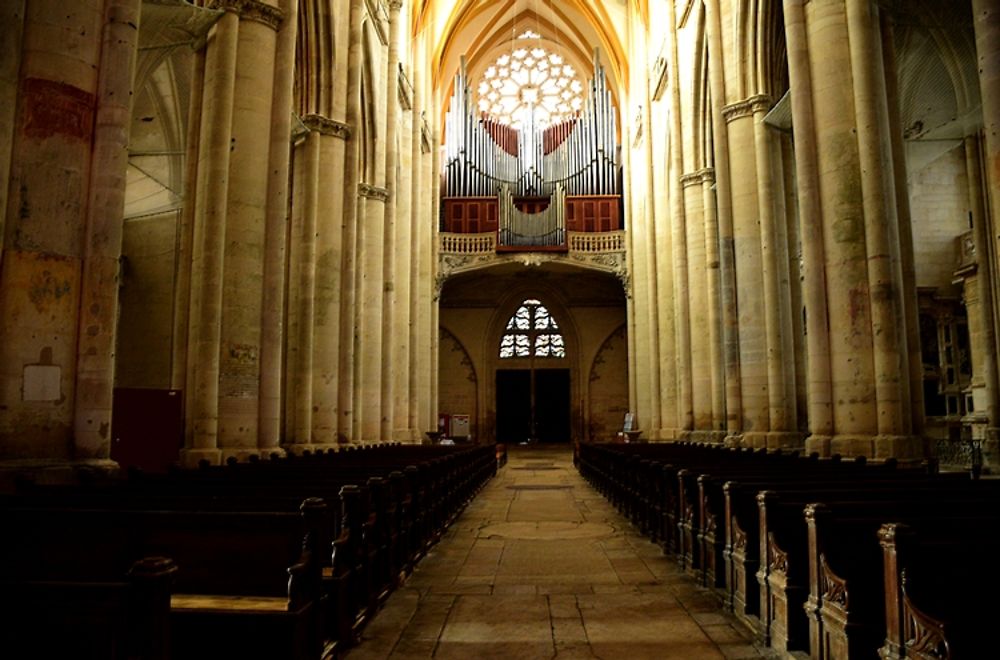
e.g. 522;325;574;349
443;52;622;249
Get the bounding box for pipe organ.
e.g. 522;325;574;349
443;53;621;249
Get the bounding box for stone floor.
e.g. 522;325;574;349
343;445;771;660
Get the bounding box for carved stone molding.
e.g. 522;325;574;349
358;182;390;201
364;0;389;45
420;112;432;154
722;94;772;123
679;172;702;188
302;114;352;140
651;55;669;102
698;167;716;183
207;0;284;30
436;248;632;300
397;64;414;111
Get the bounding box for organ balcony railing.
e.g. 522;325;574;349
439;230;625;257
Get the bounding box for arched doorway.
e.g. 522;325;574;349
496;298;570;443
437;265;626;445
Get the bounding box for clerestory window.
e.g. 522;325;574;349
499;299;566;358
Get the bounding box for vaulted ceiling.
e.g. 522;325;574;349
414;0;634;117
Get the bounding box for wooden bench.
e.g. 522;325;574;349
2;499;328;660
0;556;175;660
804;502;1000;660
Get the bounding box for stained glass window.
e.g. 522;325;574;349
476;43;584;129
499;299;565;358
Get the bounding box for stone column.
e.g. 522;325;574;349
407;105;425;441
880;13;924;438
393;65;414;442
290;131;320;447
965;136;1000;448
973;0;1000;460
657;20;681;437
0;0;26;260
428;112;441;435
337;0;366;443
621;121;645;429
415;110;434;436
752;98;799;447
73;0;142;459
845;0;916;457
258;0;297;456
701;168;727;438
787;0;918;458
681;172;706;437
705;0;743;442
0;1;106;459
306;116;351;448
642;98;663;439
379;0;403;441
783;0;833;449
310;0;352;447
358;179;388;442
722;101;768;447
185;10;238;465
184;0;285;465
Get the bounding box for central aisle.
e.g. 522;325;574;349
344;445;767;659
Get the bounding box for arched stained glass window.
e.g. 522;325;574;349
500;299;565;358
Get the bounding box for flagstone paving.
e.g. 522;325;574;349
343;445;771;659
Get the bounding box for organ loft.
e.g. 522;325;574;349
1;0;1000;656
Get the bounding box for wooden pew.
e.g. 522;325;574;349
804;506;1000;660
763;486;1000;656
2;499;328;660
0;556;175;660
7;443;497;657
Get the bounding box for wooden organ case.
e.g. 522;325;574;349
442;53;621;250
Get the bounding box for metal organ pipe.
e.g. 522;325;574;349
444;55;620;221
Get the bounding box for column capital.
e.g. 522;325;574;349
388;0;404;10
722;94;772;123
679;171;703;188
359;182;390;201
302;114;352;139
698;167;716;183
207;0;284;30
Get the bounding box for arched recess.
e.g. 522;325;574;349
438;326;479;440
588;324;629;442
487;285;581;444
438;264;626;444
117;50;193;390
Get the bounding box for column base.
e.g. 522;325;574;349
282;443;348;456
820;434;925;461
741;432;769;449
179;448;222;468
804;435;833;457
723;433;744;448
688;430;727;444
765;431;806;450
392;428;415;443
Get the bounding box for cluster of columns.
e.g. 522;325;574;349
0;0;438;467
181;0;437;464
627;0;999;459
0;0;141;464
